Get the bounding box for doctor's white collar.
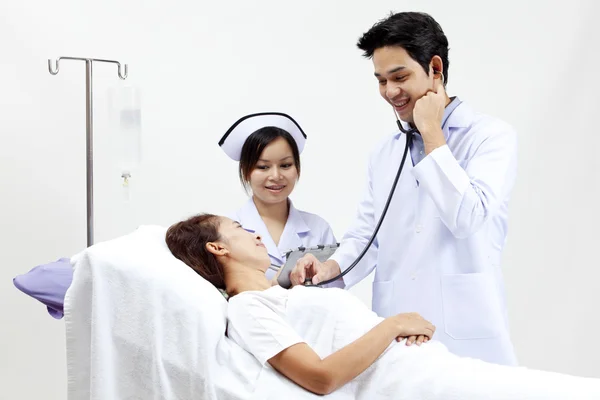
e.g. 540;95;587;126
394;97;469;140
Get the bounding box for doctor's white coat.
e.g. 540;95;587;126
229;198;337;280
331;99;519;366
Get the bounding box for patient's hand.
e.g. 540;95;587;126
386;313;436;346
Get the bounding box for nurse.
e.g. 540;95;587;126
290;12;519;366
218;112;337;281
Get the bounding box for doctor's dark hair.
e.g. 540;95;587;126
165;213;226;290
356;11;450;84
239;127;301;191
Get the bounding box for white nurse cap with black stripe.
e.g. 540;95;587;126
218;112;307;161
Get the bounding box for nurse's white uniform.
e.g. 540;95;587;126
229;198;337;280
331;98;519;366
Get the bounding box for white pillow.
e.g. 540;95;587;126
65;225;232;399
70;224;228;331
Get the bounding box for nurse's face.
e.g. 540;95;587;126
373;46;440;124
249;137;298;204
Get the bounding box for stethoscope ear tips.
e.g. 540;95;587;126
434;70;446;85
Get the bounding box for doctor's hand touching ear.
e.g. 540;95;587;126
289;254;341;287
413;75;448;155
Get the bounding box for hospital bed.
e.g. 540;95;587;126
14;226;600;399
14;225;327;399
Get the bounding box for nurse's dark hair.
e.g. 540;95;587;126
239;127;301;191
356;11;450;84
165;213;226;290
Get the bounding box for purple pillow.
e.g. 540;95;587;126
13;258;73;319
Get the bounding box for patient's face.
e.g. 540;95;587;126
249;137;298;205
218;217;271;270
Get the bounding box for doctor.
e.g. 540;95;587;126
219;112;337;281
290;11;519;366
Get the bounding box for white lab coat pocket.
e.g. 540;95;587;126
441;273;502;340
372;280;394;317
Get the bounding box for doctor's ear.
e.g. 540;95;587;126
429;56;445;85
206;241;229;257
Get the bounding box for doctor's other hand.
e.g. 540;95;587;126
384;312;436;346
289;254;341;286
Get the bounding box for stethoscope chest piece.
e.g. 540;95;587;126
303;277;317;287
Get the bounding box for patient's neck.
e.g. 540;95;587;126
224;265;271;297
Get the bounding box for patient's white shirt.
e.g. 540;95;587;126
227;285;384;366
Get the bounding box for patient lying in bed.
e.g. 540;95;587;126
166;213;600;399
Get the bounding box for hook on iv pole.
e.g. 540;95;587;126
48;57;128;79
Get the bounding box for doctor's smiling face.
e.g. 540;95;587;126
373;46;444;124
239;127;300;206
357;12;450;124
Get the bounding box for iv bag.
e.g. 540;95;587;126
108;85;142;174
108;84;141;203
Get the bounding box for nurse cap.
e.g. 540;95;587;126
218;112;307;161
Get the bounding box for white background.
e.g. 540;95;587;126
1;0;599;398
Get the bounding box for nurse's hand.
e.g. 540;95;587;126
289;254;341;286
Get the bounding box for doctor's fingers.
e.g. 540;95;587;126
289;267;305;286
290;258;315;285
311;267;332;285
300;253;319;263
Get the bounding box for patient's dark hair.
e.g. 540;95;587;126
356;11;450;84
165;213;226;290
239;127;301;191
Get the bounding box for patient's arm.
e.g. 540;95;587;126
268;313;434;395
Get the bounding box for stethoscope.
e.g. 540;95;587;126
262;110;412;282
260;112;415;280
304;107;415;287
306;74;455;287
259;109;413;281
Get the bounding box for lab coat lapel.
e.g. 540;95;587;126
277;201;309;258
442;100;471;138
237;198;284;266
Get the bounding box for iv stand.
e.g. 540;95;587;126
48;57;129;247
